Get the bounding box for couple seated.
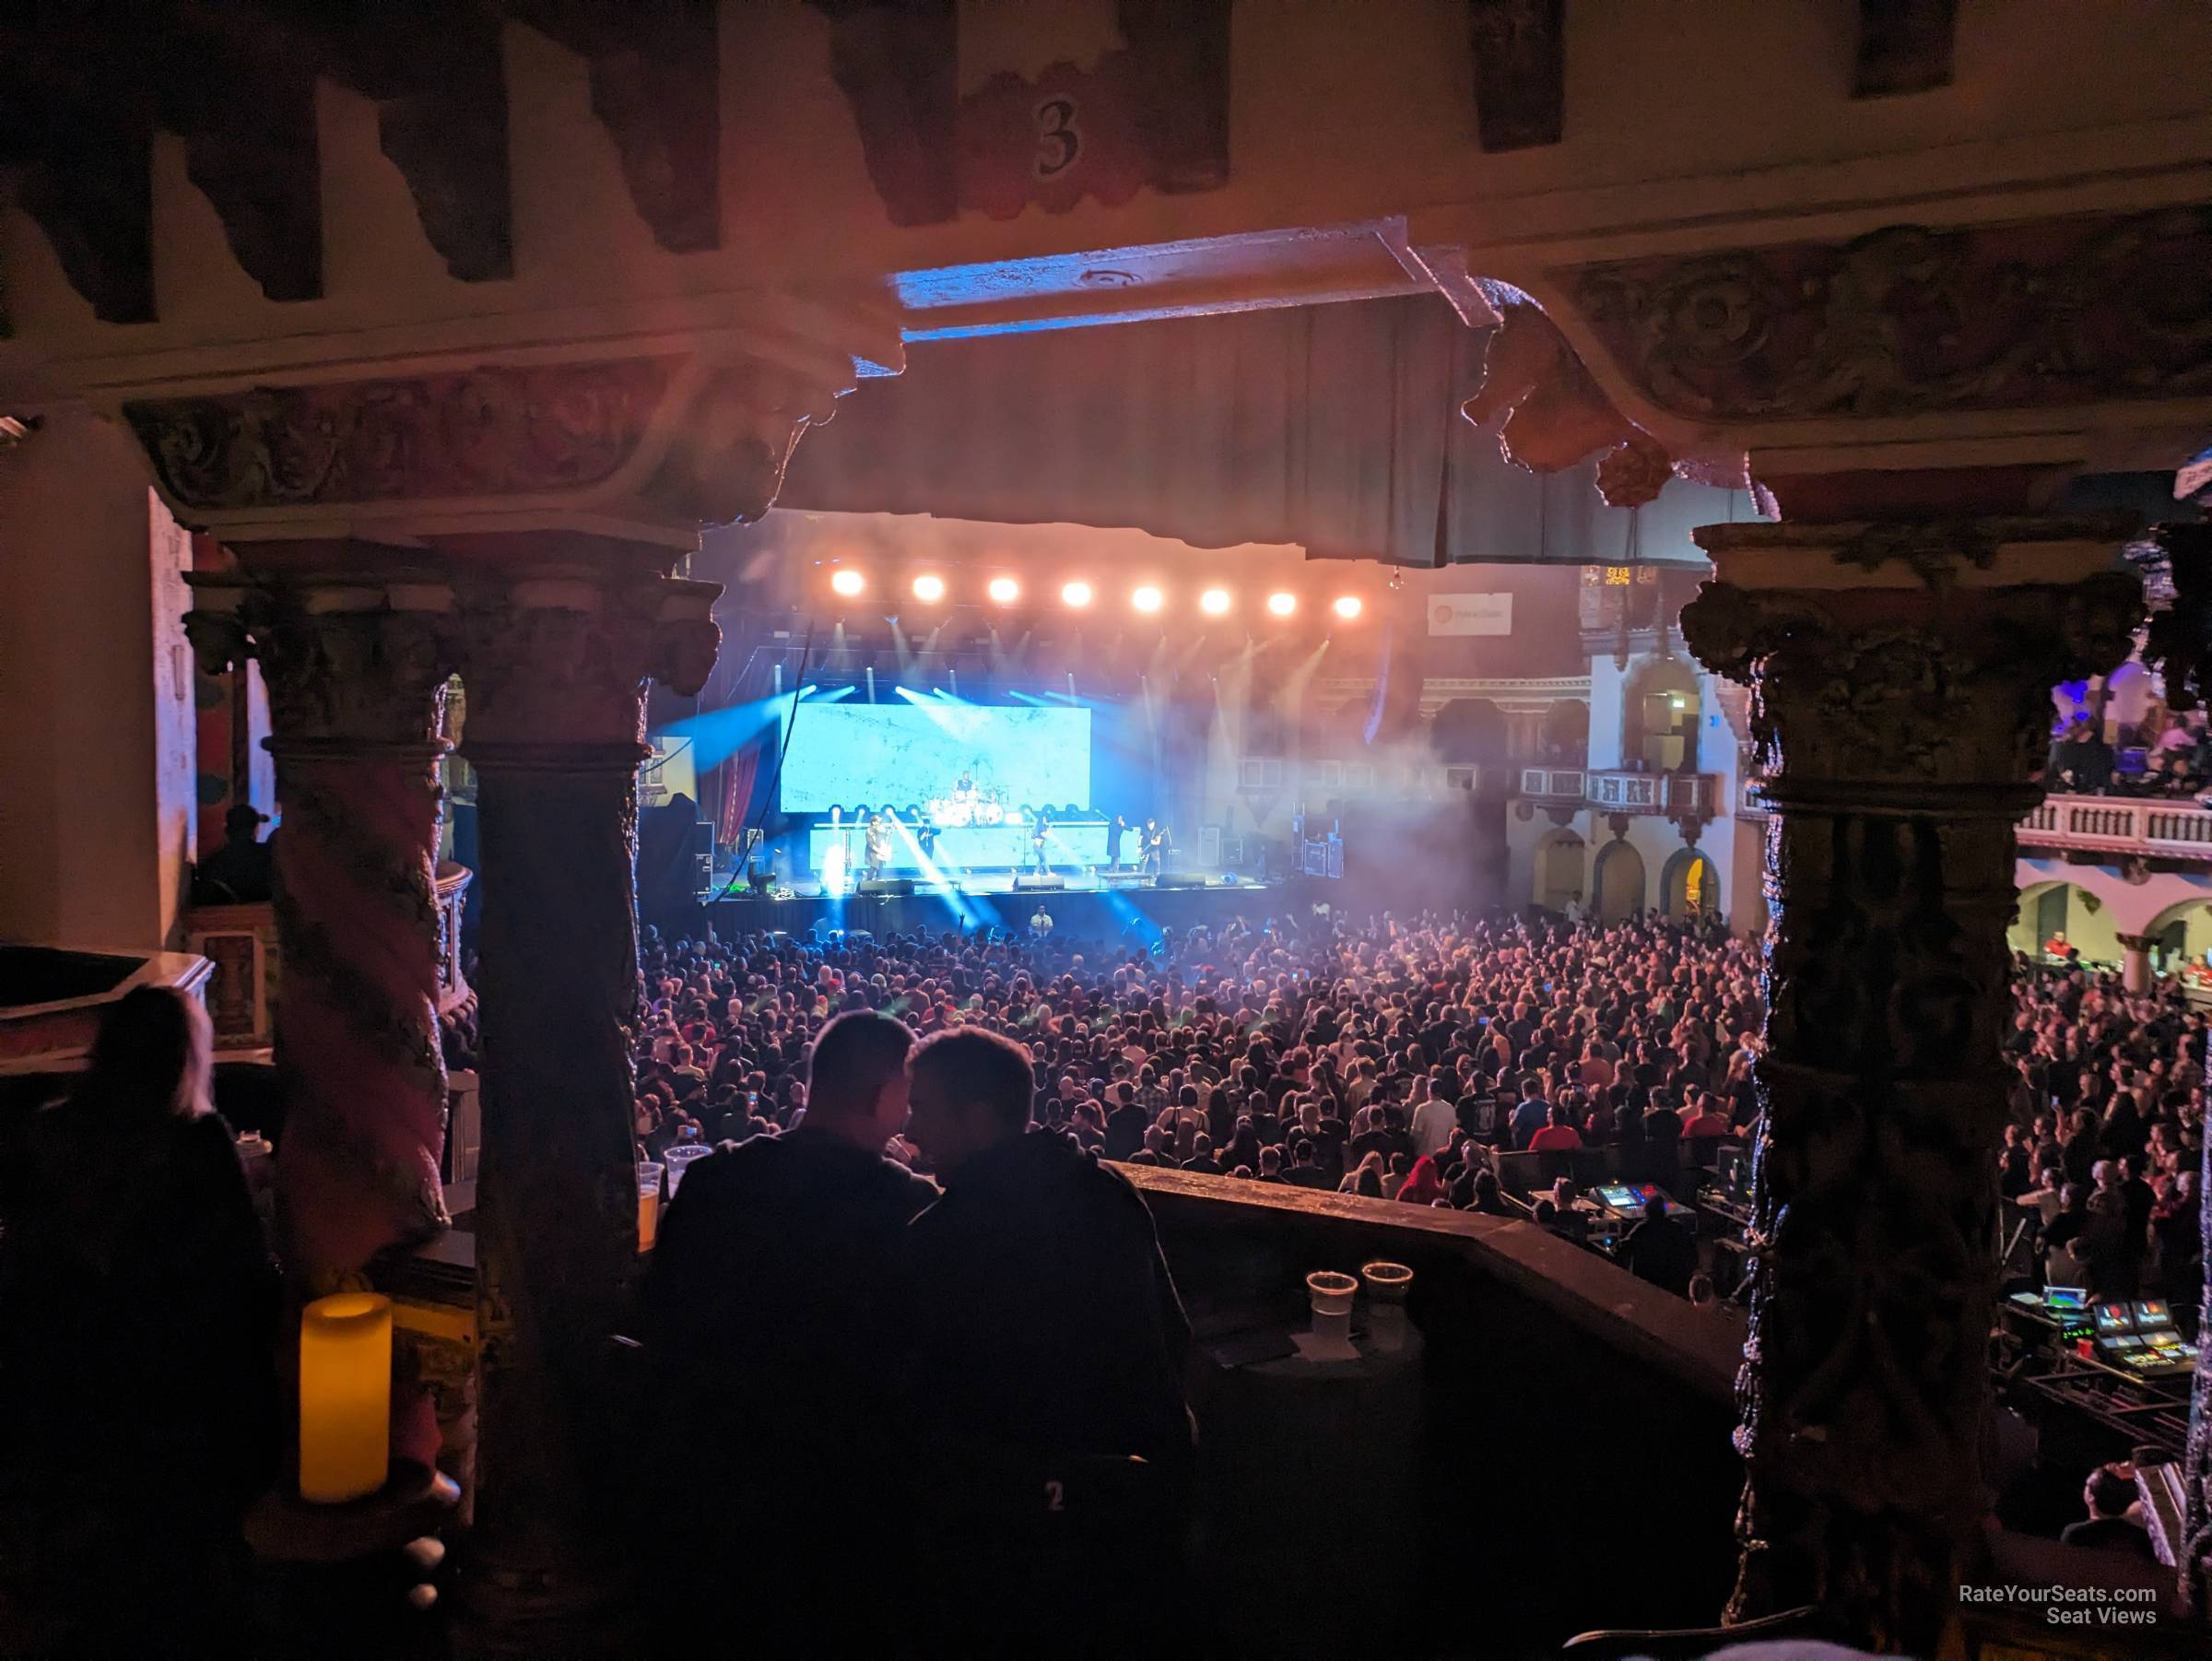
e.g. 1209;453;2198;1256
642;1012;1194;1657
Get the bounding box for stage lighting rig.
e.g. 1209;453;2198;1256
1131;584;1164;614
1061;581;1093;608
987;576;1020;605
830;569;865;598
912;573;946;603
1333;595;1363;620
1265;592;1297;617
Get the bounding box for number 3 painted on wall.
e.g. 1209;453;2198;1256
1034;97;1080;178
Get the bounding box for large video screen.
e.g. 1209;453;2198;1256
780;702;1092;813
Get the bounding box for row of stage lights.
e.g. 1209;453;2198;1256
826;567;1363;621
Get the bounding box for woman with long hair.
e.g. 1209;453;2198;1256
1394;1154;1446;1207
0;986;279;1654
1339;1150;1387;1199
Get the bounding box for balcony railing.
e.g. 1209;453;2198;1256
1518;766;1586;802
2018;794;2212;858
1742;789;2212;863
1585;769;1718;817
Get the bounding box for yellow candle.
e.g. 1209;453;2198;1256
299;1291;392;1503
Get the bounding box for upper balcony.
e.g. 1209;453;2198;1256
1517;767;1724;819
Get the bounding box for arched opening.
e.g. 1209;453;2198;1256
1593;839;1646;924
1624;658;1701;773
1430;697;1509;764
2007;880;2120;967
1539;698;1589;764
1535;828;1585;913
1659;847;1719;920
2142;895;2212;984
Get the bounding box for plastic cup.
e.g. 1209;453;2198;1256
1360;1261;1413;1302
664;1144;711;1196
637;1161;664;1249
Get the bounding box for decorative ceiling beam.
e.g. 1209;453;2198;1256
16;125;156;324
809;0;959;229
304;3;514;282
507;0;721;253
1118;0;1231;194
1467;0;1565;152
1853;0;1959;99
159;31;324;305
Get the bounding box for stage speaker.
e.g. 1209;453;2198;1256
1013;873;1065;890
857;878;913;897
688;819;716;899
1154;872;1208;889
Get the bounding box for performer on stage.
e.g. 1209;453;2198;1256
864;811;890;880
1141;818;1169;878
1029;807;1053;874
953;766;976;802
1108;813;1129;871
914;820;939;865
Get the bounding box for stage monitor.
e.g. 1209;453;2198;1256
780;701;1091;815
2132;1300;2173;1330
2043;1286;2088;1313
2092;1302;2135;1335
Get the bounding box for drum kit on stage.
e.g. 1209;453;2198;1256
924;785;1008;828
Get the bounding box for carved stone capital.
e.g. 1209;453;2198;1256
640;360;849;530
456;571;721;755
184;571;456;753
1680;519;2142;799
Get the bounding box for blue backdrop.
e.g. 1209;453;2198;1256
781;701;1093;812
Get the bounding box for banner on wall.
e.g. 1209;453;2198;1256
1427;593;1512;636
642;736;699;810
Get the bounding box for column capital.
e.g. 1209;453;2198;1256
456;569;721;758
1679;516;2142;802
184;570;457;757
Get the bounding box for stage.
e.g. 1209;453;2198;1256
701;868;1298;941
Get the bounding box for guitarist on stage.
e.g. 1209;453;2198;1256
1141;818;1170;878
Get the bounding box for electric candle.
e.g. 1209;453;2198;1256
298;1291;392;1503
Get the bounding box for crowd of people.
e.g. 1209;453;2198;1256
2044;704;2212;798
2002;961;2206;1302
634;907;1768;1304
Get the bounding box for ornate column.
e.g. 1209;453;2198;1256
1679;517;2141;1653
183;568;457;1289
2116;931;2157;995
453;562;719;1644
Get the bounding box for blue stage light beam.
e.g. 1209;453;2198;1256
886;811;986;928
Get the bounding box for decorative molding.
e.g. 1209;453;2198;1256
1461;285;1764;511
817;0;1232;226
1563;206;2212;426
125;359;677;513
1467;0;1564;151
